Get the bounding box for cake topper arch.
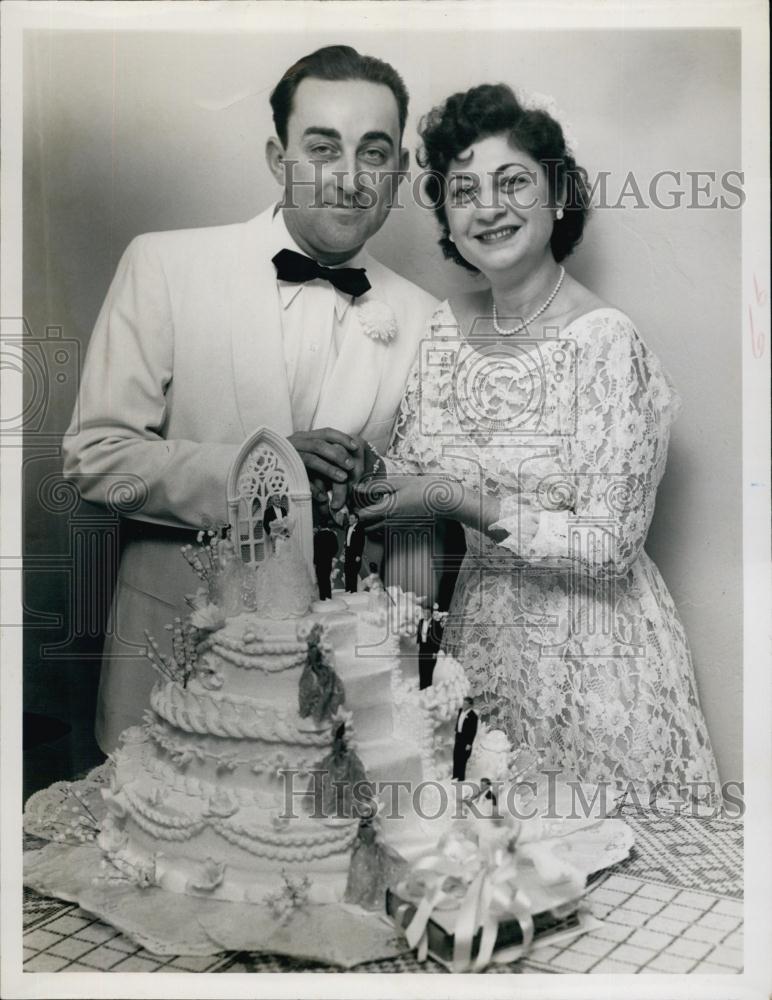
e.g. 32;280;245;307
226;426;313;576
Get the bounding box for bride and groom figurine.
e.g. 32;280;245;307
311;504;371;602
263;495;291;556
312;511;339;602
63;43;722;804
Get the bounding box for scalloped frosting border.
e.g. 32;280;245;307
150;682;331;744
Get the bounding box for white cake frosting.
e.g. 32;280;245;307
99;581;465;904
97;430;468;906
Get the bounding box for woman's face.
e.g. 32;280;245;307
444;133;556;278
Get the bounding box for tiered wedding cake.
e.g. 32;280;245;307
97;428;468;905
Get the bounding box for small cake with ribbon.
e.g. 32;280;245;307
386;823;585;971
466;727;513;783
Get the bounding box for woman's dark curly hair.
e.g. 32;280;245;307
417;83;591;271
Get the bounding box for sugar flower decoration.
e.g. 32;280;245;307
264;871;312;924
46;785;101;844
98;852;161;889
205;788;238;818
98;822;128;854
171;747;194;767
118;725;146;746
189;600;226;633
144;786;164;807
101;788;128;821
133;855;161;889
357;299;398;343
197;665;224;691
187;858;225;893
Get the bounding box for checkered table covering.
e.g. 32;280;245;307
23;805;743;975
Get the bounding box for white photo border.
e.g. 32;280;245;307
1;2;769;999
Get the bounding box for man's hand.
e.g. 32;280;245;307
288;428;366;511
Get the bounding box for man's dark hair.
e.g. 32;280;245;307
270;45;409;146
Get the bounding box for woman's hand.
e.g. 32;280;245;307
355;474;452;526
356;473;500;537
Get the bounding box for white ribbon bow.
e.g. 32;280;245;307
394;833;536;972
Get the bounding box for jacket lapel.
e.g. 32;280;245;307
229;209;294;437
312;281;385;435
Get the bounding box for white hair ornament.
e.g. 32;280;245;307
516;90;578;158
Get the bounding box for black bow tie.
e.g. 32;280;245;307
272;248;371;299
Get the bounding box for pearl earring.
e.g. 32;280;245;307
448;235;455;243
556;207;564;220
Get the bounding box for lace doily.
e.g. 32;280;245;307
24;762;113;843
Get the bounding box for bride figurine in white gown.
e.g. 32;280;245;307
357;83;720;802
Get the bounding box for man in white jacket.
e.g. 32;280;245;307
63;45;437;751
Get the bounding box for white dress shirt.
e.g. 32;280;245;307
270;208;368;433
457;708;470;734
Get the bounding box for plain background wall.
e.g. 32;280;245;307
22;28;742;788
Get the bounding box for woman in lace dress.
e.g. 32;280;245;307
357;84;720;800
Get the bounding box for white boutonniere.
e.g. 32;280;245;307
356;299;398;343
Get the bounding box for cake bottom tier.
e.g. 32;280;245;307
101;735;359;904
100;814;352;904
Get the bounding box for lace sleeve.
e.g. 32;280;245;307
382;304;454;477
383;359;425;475
491;312;680;578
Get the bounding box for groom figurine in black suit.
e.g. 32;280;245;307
343;511;365;593
452;696;478;781
416;604;444;690
313;509;339;601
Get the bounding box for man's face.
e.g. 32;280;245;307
268;78;407;264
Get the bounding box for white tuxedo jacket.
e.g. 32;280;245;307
63;205;438;751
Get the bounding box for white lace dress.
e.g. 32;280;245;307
386;302;720;797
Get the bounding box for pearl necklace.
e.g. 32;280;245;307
491;266;566;336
